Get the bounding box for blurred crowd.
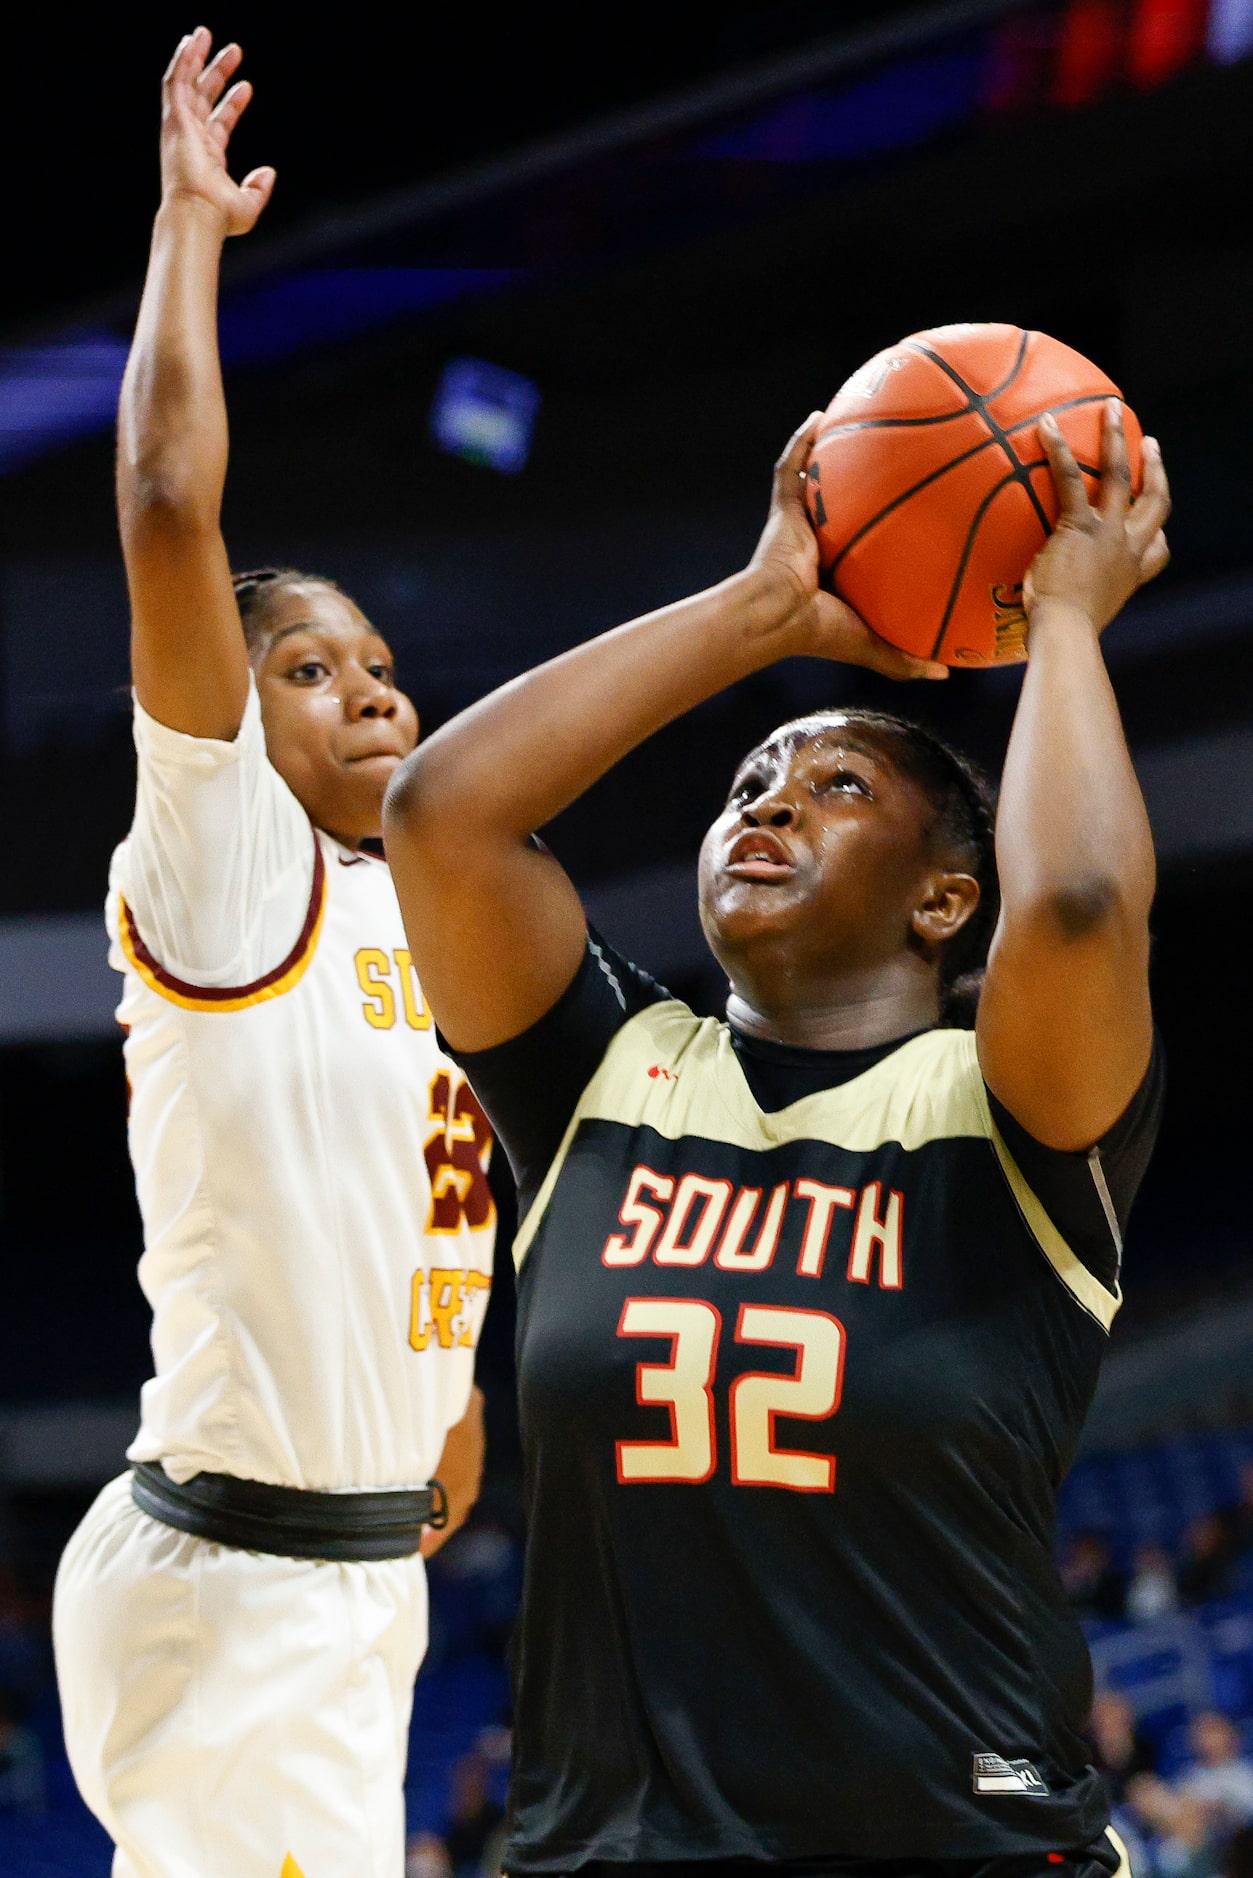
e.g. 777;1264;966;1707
0;1567;49;1818
1092;1700;1253;1878
1062;1464;1253;1626
1068;1463;1253;1877
406;1732;510;1878
2;1460;1253;1878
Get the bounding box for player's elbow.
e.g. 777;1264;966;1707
1024;872;1151;945
385;729;521;871
1047;876;1123;939
383;744;452;861
119;463;219;542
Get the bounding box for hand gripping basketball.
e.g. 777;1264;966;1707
1025;402;1171;633
749;415;949;683
804;324;1154;666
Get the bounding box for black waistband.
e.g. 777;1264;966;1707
131;1461;446;1561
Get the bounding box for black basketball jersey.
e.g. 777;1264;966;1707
452;937;1162;1873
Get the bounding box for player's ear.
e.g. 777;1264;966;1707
911;872;979;948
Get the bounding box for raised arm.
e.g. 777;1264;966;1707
384;418;945;1051
977;402;1171;1150
119;29;275;741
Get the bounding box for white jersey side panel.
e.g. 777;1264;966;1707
107;684;493;1491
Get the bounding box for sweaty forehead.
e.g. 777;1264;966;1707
743;721;897;775
261;583;371;638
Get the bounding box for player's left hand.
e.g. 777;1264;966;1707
750;414;949;682
1025;400;1171;632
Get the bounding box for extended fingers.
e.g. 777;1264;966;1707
163;25;210;90
211;78;254;144
1127;435;1172;553
774;411;824;485
197;41;243;109
842;613;948;682
1038;413;1092;525
1096;398;1133;519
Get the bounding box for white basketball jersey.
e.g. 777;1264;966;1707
106;682;493;1492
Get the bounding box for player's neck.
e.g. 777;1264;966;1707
726;967;941;1052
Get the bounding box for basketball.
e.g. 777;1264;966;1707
804;323;1143;667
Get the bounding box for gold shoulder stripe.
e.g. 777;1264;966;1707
986;1114;1121;1332
118;830;326;1014
1105;1828;1132;1878
515;1002;1122;1334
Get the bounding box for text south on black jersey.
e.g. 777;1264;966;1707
449;950;1160;1874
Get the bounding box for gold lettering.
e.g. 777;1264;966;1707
355;948;395;1029
394;949;431;1030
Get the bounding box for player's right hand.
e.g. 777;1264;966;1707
751;416;947;682
160;28;275;238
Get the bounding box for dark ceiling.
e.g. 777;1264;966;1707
5;2;905;331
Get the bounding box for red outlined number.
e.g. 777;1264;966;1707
615;1298;721;1484
615;1299;846;1492
730;1305;845;1493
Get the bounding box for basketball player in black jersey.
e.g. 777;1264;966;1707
384;402;1171;1878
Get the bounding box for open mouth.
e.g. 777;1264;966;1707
724;829;797;880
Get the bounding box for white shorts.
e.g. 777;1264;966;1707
53;1473;429;1878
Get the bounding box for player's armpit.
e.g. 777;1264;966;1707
420;1383;485;1558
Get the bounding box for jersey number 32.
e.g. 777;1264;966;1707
616;1299;846;1493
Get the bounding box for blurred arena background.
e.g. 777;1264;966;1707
2;3;1253;1872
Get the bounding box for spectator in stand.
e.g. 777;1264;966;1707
1089;1689;1158;1802
444;1747;506;1878
1180;1516;1238;1607
0;1688;45;1814
1178;1712;1253;1831
1125;1773;1221;1878
1126;1541;1181;1625
406;1832;453;1878
1061;1530;1127;1621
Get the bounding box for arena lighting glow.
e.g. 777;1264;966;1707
1208;0;1253;60
0;0;1248;478
0;269;520;474
695;42;985;160
429;358;542;474
0;335;131;473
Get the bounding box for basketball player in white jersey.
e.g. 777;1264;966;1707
52;30;495;1878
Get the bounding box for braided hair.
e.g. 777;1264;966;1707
769;709;999;1028
231;567;346;652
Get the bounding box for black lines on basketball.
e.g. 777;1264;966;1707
986;327;1032;402
806;326;1136;665
927;465;1025;663
907;339;1052;538
1005;392;1110;436
814;409;974;441
819;430;999;580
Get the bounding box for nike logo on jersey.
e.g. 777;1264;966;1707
972;1753;1049;1796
